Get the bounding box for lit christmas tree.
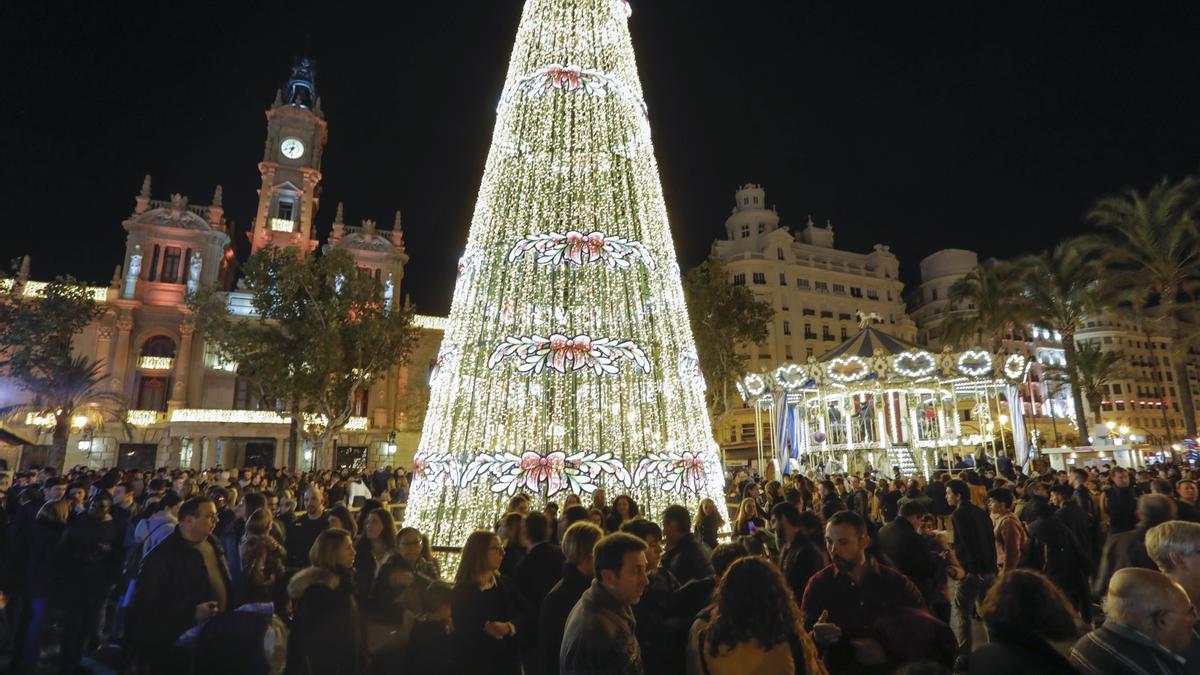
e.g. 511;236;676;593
404;0;726;553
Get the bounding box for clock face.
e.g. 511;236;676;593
280;137;305;159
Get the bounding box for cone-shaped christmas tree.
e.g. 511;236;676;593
404;0;726;552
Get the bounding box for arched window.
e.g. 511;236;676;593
140;336;177;358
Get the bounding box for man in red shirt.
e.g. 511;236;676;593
801;511;939;673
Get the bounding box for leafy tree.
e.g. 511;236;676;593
1014;242;1103;435
1085;176;1200;437
1045;343;1129;429
942;261;1032;353
0;276;108;469
683;256;774;426
191;247;418;469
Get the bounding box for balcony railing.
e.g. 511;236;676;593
270;218;295;232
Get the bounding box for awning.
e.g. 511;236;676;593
0;427;33;446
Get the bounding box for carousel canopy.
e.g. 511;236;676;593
817;325;927;363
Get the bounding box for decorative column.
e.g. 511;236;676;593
110;312;134;395
95;312;115;378
170;323;194;410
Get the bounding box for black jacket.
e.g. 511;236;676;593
1104;485;1138;534
26;518;66;599
1021;515;1090;597
560;580;643;675
1054;500;1094;566
515;541;565;611
286;566;365;675
56;513;121;604
878;517;937;595
821;493;849;521
540;563;592;675
1094;525;1159;598
662;533;713;585
951;502;998;575
925;482;952;516
452;574;532;675
971;624;1076;674
778;532;827;605
131;527;232;651
285;513;329;569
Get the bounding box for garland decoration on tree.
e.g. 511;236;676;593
488;334;651;375
507;230;654;269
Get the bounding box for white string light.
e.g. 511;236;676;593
403;0;726;558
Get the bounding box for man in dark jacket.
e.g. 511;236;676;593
771;502;827;604
541;521;604;675
132;495;231;672
515;511;565;613
1022;498;1092;620
1103;467;1139;534
947;478;997;669
878;501;937;596
819;480;848;521
560;533;648;675
659;504;712;585
286;486;329;569
1094;493;1178;598
57;492;123;672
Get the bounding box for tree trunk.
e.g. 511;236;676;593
1061;331;1092;442
1172;359;1197;439
287;394;301;470
49;420;69;472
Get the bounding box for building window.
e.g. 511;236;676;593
740;224;750;238
752;272;766;285
777;248;785;260
783;321;791;335
806;347;814;357
743;197;749;206
867;290;879;300
733;273;746;286
758;223;766;234
931;289;939;301
850;286;863;298
797;278;810;289
832;284;846;294
277;200;294;220
181;248;194;285
802;308;815;316
823;326;834;341
838;313;851;321
753;196;759;204
820;310;833;318
815;281;828;292
160;247;182;284
779;273;787;286
785;347;793;360
148;245;161;282
804;323;816;339
841;327;848;340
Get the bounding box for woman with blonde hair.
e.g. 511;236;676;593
240;507;287;603
288;528;365;674
695;497;726;550
733;497;767;537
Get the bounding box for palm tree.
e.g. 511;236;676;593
1046;343;1129;429
1085;176;1200;437
0;356;128;470
942;261;1032;353
1015;242;1102;436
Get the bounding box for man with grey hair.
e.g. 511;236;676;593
1095;493;1178;597
1071;568;1195;674
1146;520;1200;664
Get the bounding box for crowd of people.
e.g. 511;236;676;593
0;456;1196;674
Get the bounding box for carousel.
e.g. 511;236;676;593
737;315;1032;478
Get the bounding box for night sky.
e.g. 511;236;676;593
3;1;1199;315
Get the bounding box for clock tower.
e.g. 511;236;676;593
249;57;328;255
